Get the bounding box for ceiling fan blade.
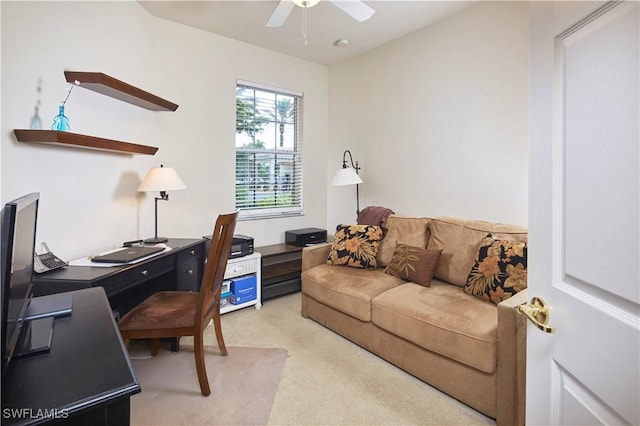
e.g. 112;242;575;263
266;0;295;27
330;0;375;22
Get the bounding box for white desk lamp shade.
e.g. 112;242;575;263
331;167;363;186
138;166;186;192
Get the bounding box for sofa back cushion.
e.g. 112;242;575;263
377;215;431;267
427;217;528;287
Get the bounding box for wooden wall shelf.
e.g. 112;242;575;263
13;130;158;155
64;71;179;112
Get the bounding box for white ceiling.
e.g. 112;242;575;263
139;1;476;65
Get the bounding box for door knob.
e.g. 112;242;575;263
516;296;555;333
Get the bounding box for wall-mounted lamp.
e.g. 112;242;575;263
138;164;186;244
331;149;363;215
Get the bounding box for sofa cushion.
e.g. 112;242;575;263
464;234;528;305
377;216;431;267
427;217;528;287
384;243;442;287
302;264;404;322
371;281;498;374
327;224;382;270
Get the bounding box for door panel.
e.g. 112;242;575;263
553;363;629;425
563;2;639;303
528;1;639;424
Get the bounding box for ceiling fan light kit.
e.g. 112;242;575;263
293;0;320;8
266;0;375;45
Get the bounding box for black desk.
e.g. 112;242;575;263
1;287;141;426
32;238;206;318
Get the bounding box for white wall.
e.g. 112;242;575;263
1;1;328;260
327;1;529;228
1;1;529;262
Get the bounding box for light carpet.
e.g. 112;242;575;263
127;293;496;425
128;344;288;425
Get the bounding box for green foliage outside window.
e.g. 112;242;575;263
235;83;302;218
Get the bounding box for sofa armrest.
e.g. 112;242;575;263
301;243;332;272
496;289;528;426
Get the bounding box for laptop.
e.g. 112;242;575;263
91;246;165;264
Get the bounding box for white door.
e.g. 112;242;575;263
528;1;639;425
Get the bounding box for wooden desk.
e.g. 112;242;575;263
32;238;205;319
1;287;140;426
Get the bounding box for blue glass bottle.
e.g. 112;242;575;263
30;106;42;129
51;105;70;131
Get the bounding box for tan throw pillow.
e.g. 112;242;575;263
464;234;528;305
327;224;382;269
384;243;443;287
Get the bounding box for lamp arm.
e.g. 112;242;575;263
341;150;361;215
342;150;361;174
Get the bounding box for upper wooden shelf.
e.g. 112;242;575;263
64;71;179;112
13;130;158;155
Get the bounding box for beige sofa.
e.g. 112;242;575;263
301;216;528;426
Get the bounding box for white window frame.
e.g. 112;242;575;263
235;80;303;220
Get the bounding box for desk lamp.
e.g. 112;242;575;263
331;149;363;215
138;164;186;244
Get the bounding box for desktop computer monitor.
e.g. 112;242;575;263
1;192;39;374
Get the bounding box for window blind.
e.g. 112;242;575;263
235;82;303;219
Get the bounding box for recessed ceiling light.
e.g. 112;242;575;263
333;39;350;48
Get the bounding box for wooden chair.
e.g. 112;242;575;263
118;211;238;396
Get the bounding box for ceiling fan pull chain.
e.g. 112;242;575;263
302;4;308;46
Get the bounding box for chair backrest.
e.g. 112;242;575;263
195;211;239;324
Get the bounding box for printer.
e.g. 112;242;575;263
285;228;327;247
230;234;254;258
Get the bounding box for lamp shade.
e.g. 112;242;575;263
138;165;186;192
331;167;363;186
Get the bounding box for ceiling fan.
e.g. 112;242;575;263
266;0;375;28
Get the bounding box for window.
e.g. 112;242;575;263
235;81;303;219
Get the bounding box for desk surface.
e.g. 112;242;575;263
33;238;202;287
1;287;140;426
32;238;207;338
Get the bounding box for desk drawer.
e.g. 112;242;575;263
101;256;175;296
177;243;204;263
177;243;204;292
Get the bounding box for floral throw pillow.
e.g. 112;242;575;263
464;234;528;305
327;224;382;269
384;243;442;287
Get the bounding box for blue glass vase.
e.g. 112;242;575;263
51;105;70;131
30;106;42;130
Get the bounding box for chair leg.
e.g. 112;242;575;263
213;310;228;356
194;331;211;396
151;339;160;356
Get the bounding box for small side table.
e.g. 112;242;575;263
256;243;303;301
